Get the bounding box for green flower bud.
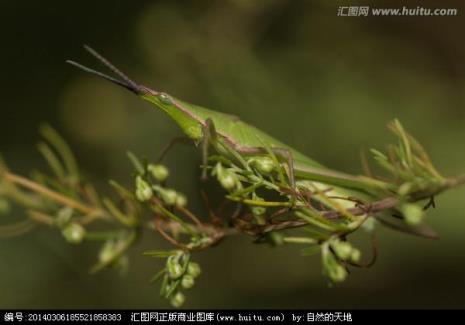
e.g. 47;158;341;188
350;248;361;263
170;292;185;308
219;172;237;190
214;163;238;191
251;157;275;174
55;206;73;228
401;203;423;225
251;206;266;216
267;232;284;246
161;189;178;206
187;262;201;278
328;263;348;283
361;217;376;232
322;247;348;283
331;240;353;260
115;255;129;275
148;164;169;182
167;254;184;279
181;274;195;289
135;176;153;202
99;240;116;264
175;193;188;207
0;197;10;215
62;223;86;244
398;182;413;196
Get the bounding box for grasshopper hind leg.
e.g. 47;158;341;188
201;118;218;181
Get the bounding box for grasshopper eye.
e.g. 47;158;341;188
158;93;173;105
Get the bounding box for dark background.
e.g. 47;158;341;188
1;0;465;308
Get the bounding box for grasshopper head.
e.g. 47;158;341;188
138;87;175;107
66;45;201;138
67;46;176;110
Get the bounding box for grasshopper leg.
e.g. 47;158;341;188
239;146;296;190
200;118;296;192
270;147;296;190
233;145;297;193
157;136;193;162
201;118;218;181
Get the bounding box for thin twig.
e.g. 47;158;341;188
4;172;98;215
259;197;399;233
27;210;55;226
154;218;189;250
176;205;203;227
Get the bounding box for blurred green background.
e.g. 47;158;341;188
1;0;465;309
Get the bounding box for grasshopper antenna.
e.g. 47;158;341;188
66;60;137;92
66;45;142;94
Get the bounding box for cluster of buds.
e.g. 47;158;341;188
133;163;187;208
163;251;202;308
330;238;361;264
322;238;362;283
152;185;187;208
96;236;130;275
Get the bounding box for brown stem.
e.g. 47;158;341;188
253;175;465;235
154;218;189;250
153;217;236;251
27;210;55;226
176;205;203;227
4;172;97;215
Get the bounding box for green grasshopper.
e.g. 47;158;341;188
67;46;388;207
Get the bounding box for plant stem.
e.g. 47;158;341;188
4;172;98;215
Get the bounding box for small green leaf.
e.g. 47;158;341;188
55;206;74;228
127;151;145;174
150;269;166;284
102;198;137;227
109;180;134;199
300;246;321;256
37;142;66;180
39;125;79;182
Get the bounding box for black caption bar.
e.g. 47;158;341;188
0;310;457;323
